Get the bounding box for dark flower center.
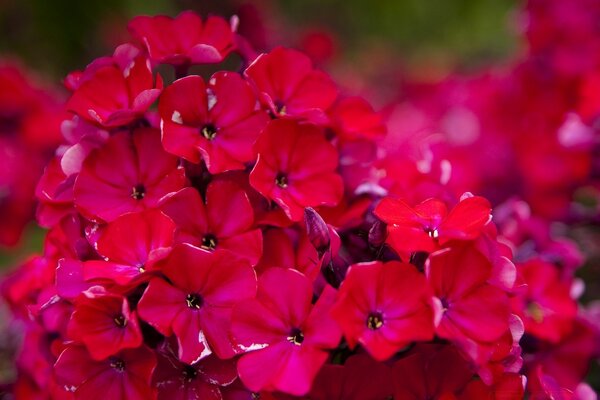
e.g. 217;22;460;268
440;297;450;311
287;328;304;346
109;357;125;372
201;234;218;250
274;100;287;115
367;312;384;330
186;293;203;309
131;184;146;200
275;173;288;188
113;314;127;328
201;124;217;140
182;365;198;382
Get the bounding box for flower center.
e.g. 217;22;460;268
526;301;544;323
201;234;218;250
131;184;146;200
113;314;127;328
287;328;304;346
367;312;384;330
109;357;125;372
182;365;198;382
275;173;288;188
426;227;439;239
186;293;203;309
440;297;450;311
274;100;287;115
201;124;217;140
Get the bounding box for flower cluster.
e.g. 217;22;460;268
0;61;64;247
2;3;600;400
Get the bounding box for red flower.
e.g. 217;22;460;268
159;181;262;265
308;354;393;400
73;128;186;222
512;259;578;343
231;268;341;396
66;45;162;128
128;11;236;66
374;194;492;258
426;245;511;349
67;288;143;360
460;373;525;400
137;244;256;363
392;344;473;400
153;341;238;400
329;96;386;141
249;119;343;221
245;47;338;124
82;209;176;286
331;261;435;361
54;345;156;400
158;72;269;173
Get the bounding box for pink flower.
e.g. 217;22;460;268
426;245;511;350
331;260;435;361
137;244;256;363
66;45;162;128
249;119;343;221
153;341;238;400
329;96;386;141
159;181;262;265
374;194;492;258
158;72;269;173
67;288;143;360
81;209;176;286
245;47;338;124
392;344;474;400
73;128;186;222
231;268;341;396
128;11;236;66
54;345;156;400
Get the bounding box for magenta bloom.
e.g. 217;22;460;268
128;11;236;66
426;245;510;348
329;96;386;141
231;268;341;396
392;344;473;400
374;195;492;257
158;72;269;173
512;258;577;343
137;244;256;363
331;261;435;361
67;288;143;360
153;341;238;400
249;119;343;221
54;345;156;400
73;128;186;222
66;45;162;128
82;209;176;286
159;181;263;265
245;47;338;124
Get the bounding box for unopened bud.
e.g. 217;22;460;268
304;207;330;258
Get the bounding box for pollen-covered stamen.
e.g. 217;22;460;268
201;234;218;250
186;293;203;309
109;357;125;372
287;328;305;346
131;184;146;200
367;312;384;330
274;100;287;115
275;173;288;188
426;227;439;239
113;314;127;328
201;123;217;140
182;365;198;382
526;301;544;323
